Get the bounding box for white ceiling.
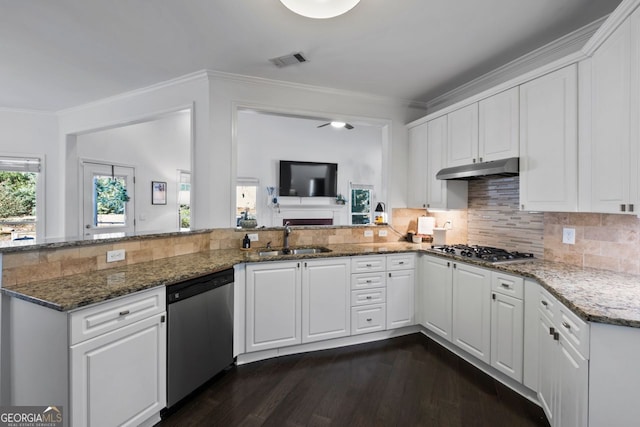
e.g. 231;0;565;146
0;0;621;112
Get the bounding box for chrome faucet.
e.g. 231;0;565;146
283;221;292;252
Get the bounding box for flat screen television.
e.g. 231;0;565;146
279;160;338;197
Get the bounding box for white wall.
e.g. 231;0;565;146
237;111;383;226
77;111;190;233
0;109;59;238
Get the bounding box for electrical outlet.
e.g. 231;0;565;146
445;220;453;230
378;229;388;237
364;230;374;237
562;228;576;245
106;249;126;263
248;233;259;242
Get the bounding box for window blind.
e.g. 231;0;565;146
0;156;41;173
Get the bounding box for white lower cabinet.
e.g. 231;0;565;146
350;255;387;335
246;258;351;351
452;262;492;364
246;261;302;352
351;304;386;334
70;312;166;427
536;284;589;427
386;254;415;330
302;259;351;343
420;255;453;339
490;272;524;382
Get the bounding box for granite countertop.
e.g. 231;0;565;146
3;242;640;328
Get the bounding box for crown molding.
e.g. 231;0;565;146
424;16;605;114
582;0;640;56
204;70;429;110
0;107;56;116
57;70;210;116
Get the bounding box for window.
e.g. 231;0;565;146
350;184;372;225
0;156;41;242
236;177;259;227
178;170;191;230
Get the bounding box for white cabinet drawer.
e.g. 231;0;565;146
351;288;386;306
557;304;590;358
69;287;166;345
351;271;386;290
351;304;386;335
351;256;386;273
386;254;415;271
492;272;524;299
537;286;557;322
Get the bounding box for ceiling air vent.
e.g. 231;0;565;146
269;52;308;68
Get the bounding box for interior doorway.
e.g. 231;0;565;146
82;161;135;238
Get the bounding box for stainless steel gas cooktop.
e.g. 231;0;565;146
430;244;535;264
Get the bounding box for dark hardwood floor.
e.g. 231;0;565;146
158;333;549;427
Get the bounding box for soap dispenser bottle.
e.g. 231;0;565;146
242;234;251;249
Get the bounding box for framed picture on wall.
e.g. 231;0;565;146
152;181;167;205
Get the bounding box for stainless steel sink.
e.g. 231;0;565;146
257;246;332;257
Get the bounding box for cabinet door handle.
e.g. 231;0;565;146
472;158;477;163
562;321;571;330
447;262;451;267
621;204;626;212
453;263;457;269
541;300;548;307
478;157;483;163
553;331;560;341
119;310;130;316
630;204;635;212
492;293;496;300
549;327;555;335
297;262;300;268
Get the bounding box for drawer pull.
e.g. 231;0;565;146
398;261;404;265
541;300;548;307
119;310;130;316
365;264;372;267
562;321;571;330
501;283;511;289
365;280;372;283
366;318;372;322
366;296;372;300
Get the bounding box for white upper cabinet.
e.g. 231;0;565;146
407;116;467;210
579;7;639;214
447;103;479;167
478;87;520;162
519;64;578;212
407;124;428;208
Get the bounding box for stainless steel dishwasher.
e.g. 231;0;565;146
166;268;234;409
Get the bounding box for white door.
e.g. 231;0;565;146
452;262;491;364
490;292;524;381
70;313;166;427
421;255;453;340
246;262;301;352
82;162;136;238
386;269;415;329
302;259;350;343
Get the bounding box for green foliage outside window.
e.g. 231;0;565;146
95;177;129;214
0;172;36;219
351;188;371;224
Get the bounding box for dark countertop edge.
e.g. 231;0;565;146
0;229;215;254
3;244;640;328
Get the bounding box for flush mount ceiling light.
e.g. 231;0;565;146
317;121;354;129
279;0;361;19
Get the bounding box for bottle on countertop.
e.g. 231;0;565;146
242;234;251;249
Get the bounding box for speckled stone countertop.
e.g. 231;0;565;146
3;242;640;328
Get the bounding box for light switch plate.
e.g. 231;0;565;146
106;249;126;263
248;233;259;241
562;228;576;245
378;229;388;237
364;230;374;237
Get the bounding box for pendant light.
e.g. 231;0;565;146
279;0;361;19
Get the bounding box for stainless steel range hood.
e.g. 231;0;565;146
436;157;519;180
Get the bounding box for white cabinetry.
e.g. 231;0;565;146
246;261;302;351
407;116;467;210
478;87;520;162
69;287;166;427
447;103;479;167
420;255;453;339
580;6;640;214
246;258;350;351
386;254;415;329
451;262;491;364
535;284;589;427
350;255;387;334
519;64;578;212
490;272;524;382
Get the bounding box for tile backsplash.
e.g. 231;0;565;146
467;177;544;257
